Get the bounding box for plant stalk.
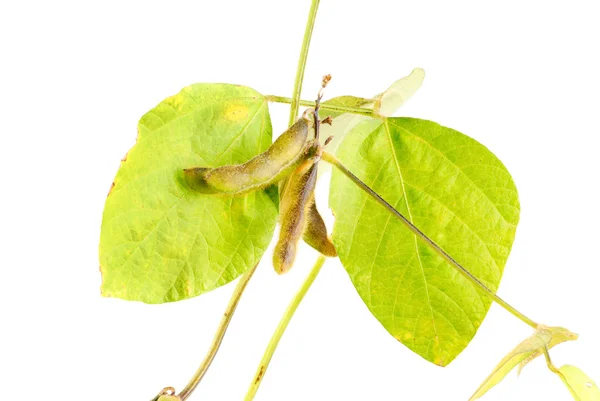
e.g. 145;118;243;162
288;0;321;126
268;95;375;116
322;151;538;329
176;263;260;401
542;346;559;373
242;3;326;399
244;255;326;401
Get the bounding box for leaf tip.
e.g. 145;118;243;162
412;67;426;78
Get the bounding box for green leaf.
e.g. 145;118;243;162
99;83;277;303
470;326;577;400
329;117;519;366
555;365;600;401
319;68;424;174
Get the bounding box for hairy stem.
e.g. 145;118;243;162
322;151;538;329
176;263;259;401
268;95;375;117
288;0;321;126
244;255;326;401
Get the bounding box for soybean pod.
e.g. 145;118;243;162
302;197;337;257
273;154;319;274
184;117;310;195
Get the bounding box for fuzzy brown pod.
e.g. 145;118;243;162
273;154;319;274
184;117;310;195
303;197;337;257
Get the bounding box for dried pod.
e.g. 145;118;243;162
302;197;337;257
273;156;318;274
184;117;310;195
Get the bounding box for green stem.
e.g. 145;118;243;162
322;151;538;329
288;0;321;126
244;255;326;401
242;4;326;399
176;263;259;401
543;347;559;373
268;95;375;117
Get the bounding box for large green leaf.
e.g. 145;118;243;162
555;365;600;401
100;84;277;304
329;117;520;365
470;326;577;400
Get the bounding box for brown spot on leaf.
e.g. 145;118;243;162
107;182;115;196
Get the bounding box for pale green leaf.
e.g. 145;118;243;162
319;68;425;175
373;67;426;117
99;84;277;303
518;326;578;373
555;365;600;401
470;325;577;400
329;117;519;366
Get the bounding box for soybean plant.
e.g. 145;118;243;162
98;1;599;400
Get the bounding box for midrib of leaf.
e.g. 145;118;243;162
210;205;260;284
388;119;517;226
387;120;510;282
383;121;441;350
349;158;389;306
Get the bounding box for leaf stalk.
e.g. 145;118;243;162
268;95;375;116
176;263;259;400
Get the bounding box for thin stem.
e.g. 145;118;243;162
243;4;326;399
176;263;260;401
244;255;326;401
268;95;375;117
322;151;539;329
543;346;559;373
288;0;321;126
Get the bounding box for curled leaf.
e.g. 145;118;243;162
470;325;578;400
554;365;600;401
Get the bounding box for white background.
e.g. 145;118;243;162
1;1;599;400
